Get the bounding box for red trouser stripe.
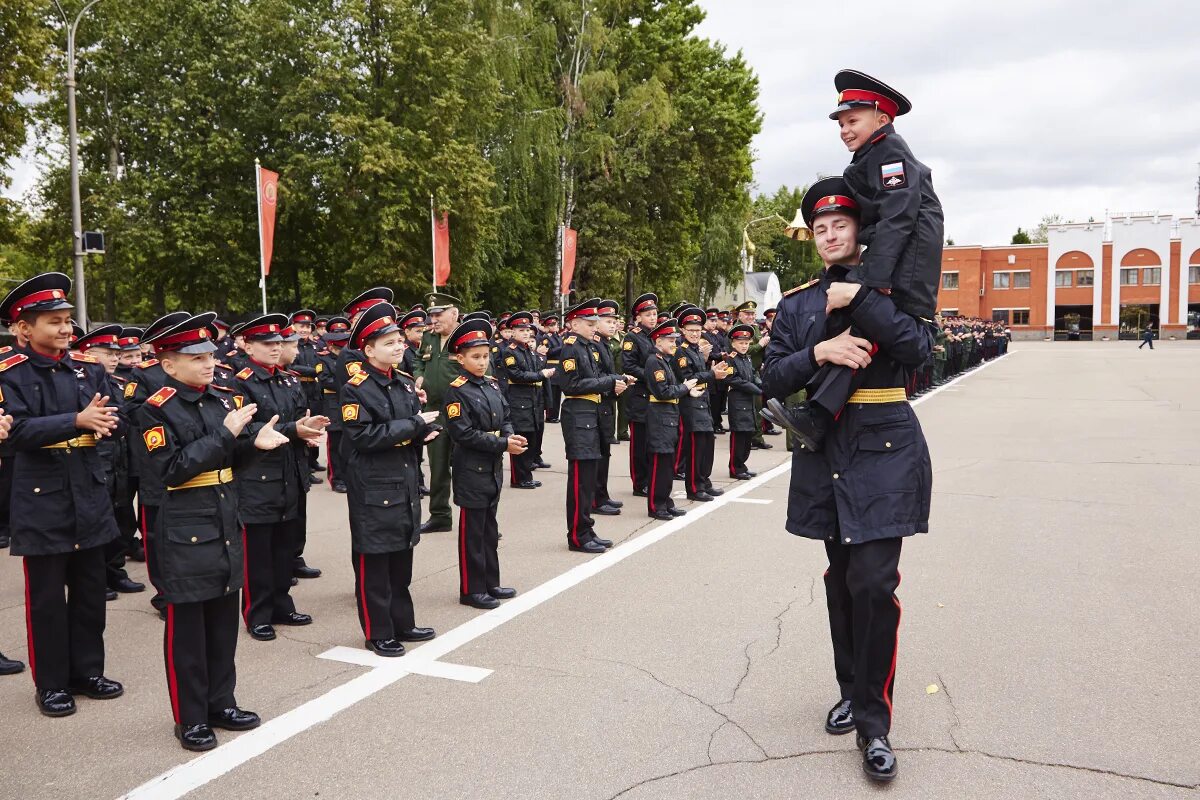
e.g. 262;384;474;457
240;526;251;624
628;426;636;487
729;432;736;476
570;461;581;546
22;558;36;683
166;605;181;723
649;454;658;513
458;508;469;595
509;454;517;487
882;570;902;720
357;553;372;639
327;439;334;482
674;420;683;470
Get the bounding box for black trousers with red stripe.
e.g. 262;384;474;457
163;592;239;725
509;436;536;486
565;458;598;546
241;521;298;628
728;430;753;476
594;440;613;508
628;421;649;492
352;549;415;640
647;451;676;515
327;430;347;485
458;504;500;596
823;537;903;738
140;503;167;612
23;546;108;690
682;430;715;496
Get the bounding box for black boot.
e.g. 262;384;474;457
763;399;830;452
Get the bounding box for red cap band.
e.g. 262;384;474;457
815;194;858;213
155;327;211;351
292;313;314;323
118;336;140;347
354;315;396;348
241;323;281;339
346;298;387;318
634;299;657;315
837;89;898;119
453;328;490;349
80;334;120;350
11;288;68;315
566;306;599;321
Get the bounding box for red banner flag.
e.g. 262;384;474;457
257;166;279;277
433;212;451;287
561;226;578;294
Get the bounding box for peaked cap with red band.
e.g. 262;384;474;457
565;298;602;322
650;319;680;340
239;314;288;342
343;287;394;319
729;323;756;341
76;323;124;351
118;327;144;351
800;176;861;229
350;302;400;350
829;69;911;120
324;316;352;343
146;312;219;355
290;309;316;325
677;305;706;328
631;292;658;317
0;272;74;324
447;318;494;353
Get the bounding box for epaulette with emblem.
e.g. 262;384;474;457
236;367;254;380
507;342;518;350
563;334;577;344
139;358;159;369
0;345;10;354
397;369;414;379
146;386;177;407
284;368;300;377
71;352;98;363
347;371;369;386
215;362;232;371
449;375;468;387
783;279;819;297
0;352;28;372
210;383;233;392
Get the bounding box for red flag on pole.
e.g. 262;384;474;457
257;166;279;277
433;211;451;287
561;226;578;294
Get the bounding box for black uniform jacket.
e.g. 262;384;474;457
444;370;514;508
594;335;618;440
0;350;124;556
231;361;309;524
762;271;933;544
843;123;943;318
340;365;429;553
317;348;342;432
621;326;652;423
499;342;543;432
644;351;689;454
558;333;617;461
135;379;261;603
724;353;762;432
676;342;715;433
127;358;170;507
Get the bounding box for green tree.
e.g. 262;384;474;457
1030;213;1062;243
1011;227;1031;244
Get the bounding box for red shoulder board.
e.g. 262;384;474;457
449;375;467;387
0;353;29;371
347;371;369;386
210;383;233;392
71;352;98;364
783;279;819;297
284;368;299;377
236;367;254;380
870;131;888;144
0;345;10;354
146;386;177;407
139;358;159;369
215;362;232;371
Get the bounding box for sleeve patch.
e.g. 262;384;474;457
622;340;633;351
881;161;907;190
446;402;461;419
233;395;244;409
563;359;576;372
236;367;254;380
591;350;599;361
146;386;177;407
315;363;324;373
142;426;166;452
504;356;516;366
654;370;665;382
341;403;359;422
124;381;137;399
678;357;688;368
346;361;362;375
0;386;4;403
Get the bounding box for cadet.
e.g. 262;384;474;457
443;317;525;610
412;292;461;534
289;310;325;481
643;319;699;519
623;293;657;496
231;315;329;641
761;177;934;783
340;302;440;657
335;287;395;390
317;316;352;493
592;299;626;515
676;305;731;502
498;311;550;489
0;273;126;716
541;312;563;422
278;322;322;580
397;308;431;497
703;308;729;433
135;312;285;751
558;299;627;553
724;324;763;479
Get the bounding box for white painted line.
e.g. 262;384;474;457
316;647;492;683
728;497;773;505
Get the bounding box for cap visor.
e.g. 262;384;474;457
176;341;219;355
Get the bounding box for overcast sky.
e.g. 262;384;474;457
6;0;1199;247
694;0;1200;244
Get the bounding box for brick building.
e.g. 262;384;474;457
937;214;1200;340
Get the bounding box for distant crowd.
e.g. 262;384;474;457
908;315;1009;396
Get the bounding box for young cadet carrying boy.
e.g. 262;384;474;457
766;69;943;451
136;312;289;751
443;317;525;610
0;273;126;717
643;318;701;520
724;323;763;479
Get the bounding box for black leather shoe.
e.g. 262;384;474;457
673;471;685;480
208;706;261;731
312;461;326;471
763;426;782;436
289;577;298;586
0;534;8;548
649;510;674;520
69;675;124;700
546;417;559;423
129;540;146;561
732;471;754;480
592;537;613;548
514;480;542;489
533;461;552;469
365;638;406;657
332;481;348;493
309;473;324;484
668;508;687;517
249;624;277;641
460;593;500;609
272;612;312;626
106;589;118;601
749;441;770;450
765;399;826;452
632;488;648;497
592;504;620;516
604;499;623;508
175;723;218;751
293;565;322;579
36;689;76;717
857;735;898;782
488;587;517;599
705;487;724;496
825;699;855;735
111;577;146;593
420;520;452;534
0;652;25;675
687;492;714;502
568;540;607;554
418;485;430;497
397;627;436;642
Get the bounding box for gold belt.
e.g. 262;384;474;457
323;389;336;394
169;468;234;491
848;388;908;404
299;377;317;383
488;430;500;436
43;434;98;450
565;394;601;403
649;397;678;404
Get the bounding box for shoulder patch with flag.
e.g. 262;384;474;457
143;426;166;452
341;404;359;422
880;161;907;190
446;402;461;419
147;386;176;408
124;381;138;399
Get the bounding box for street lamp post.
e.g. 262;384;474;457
55;0;103;328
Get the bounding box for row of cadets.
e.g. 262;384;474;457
724;324;764;479
316;315;353;493
675;305;733;502
497;311;553;489
622;292;658;497
642;317;702;519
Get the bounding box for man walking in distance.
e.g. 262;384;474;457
413;293;461;534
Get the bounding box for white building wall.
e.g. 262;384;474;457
1047;222;1104;325
1110;214;1172;323
1178;217;1200;325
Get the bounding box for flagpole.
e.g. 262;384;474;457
255;159;267;313
556;223;564;316
430;194;437;292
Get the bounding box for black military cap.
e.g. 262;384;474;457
239;313;289;343
565;298;603;322
631;292;658;316
70;322;85;345
290;309;316;325
399;309;428;331
315;316;329;325
705;307;720;318
279;322;301;342
324;316;352;343
763;307;778;320
677;305;706;328
656;311;669;324
146;312;219;355
650;319;680;340
350;301;400;350
424;292;462;314
800;176;860;228
462;310;492;323
497;311;512;326
729;323;756;341
0;272;73;323
76;324;123;352
343;287;394;318
597;300;620;318
447;318;494;353
542;311;560;325
212;318;230;334
507;311;534;329
830;69;911;120
118;327;143;351
144;311;192;343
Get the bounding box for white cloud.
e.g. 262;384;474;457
695;0;1200;244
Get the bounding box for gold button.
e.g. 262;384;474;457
383;500;389;505
844;537;851;543
885;442;891;448
33;487;40;493
833;473;839;479
225;540;231;546
190;536;198;543
261;475;267;480
74;543;80;550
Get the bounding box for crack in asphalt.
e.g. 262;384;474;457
272;664;359;706
494;661;589;681
720;578;816;709
936;672;964;751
